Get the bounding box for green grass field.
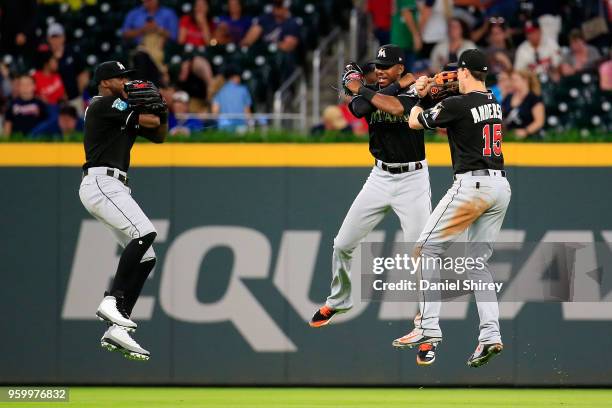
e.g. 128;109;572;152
1;388;611;408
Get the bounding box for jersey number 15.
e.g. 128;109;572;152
482;123;502;157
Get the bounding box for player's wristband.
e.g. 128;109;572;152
358;86;377;102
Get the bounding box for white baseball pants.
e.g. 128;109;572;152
415;171;511;344
79;167;157;262
326;161;431;310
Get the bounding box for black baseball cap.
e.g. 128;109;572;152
457;49;488;73
371;44;404;67
93;61;136;84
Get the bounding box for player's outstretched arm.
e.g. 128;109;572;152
349;82;407;117
346;69;415;117
348;83;415;118
361;91;407;116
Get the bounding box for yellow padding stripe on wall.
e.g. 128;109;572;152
0;143;611;167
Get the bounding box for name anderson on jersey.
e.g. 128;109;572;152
470;103;502;123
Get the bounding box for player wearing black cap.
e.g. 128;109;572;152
78;61;168;361
309;45;432;330
392;49;511;368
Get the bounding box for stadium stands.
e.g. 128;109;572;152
0;0;609;138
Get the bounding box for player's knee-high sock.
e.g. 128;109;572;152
110;232;156;299
123;258;156;316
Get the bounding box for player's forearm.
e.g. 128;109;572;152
140;121;167;143
409;106;424;129
139;113;161;128
370;94;405;116
357;86;405;116
349;83;405;117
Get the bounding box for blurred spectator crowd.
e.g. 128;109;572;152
360;0;612;139
0;0;351;138
0;0;610;140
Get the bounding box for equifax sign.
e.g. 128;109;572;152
62;221;612;352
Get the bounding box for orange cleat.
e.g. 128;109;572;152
309;305;343;328
416;342;438;366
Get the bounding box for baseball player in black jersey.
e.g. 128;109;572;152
310;45;432;328
79;61;168;361
392;49;511;368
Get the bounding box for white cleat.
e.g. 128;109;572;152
96;295;137;331
100;324;150;361
392;328;442;349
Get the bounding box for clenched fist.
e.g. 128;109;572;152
415;76;433;98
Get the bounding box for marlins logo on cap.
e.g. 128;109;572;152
93;60;137;84
371;44;404;67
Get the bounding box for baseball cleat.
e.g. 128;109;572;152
96;294;137;331
467;343;503;368
416;342;438;366
100;324;150;361
309;305;345;327
392;329;442;348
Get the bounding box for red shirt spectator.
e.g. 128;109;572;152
33;69;65;105
32;49;66;105
367;0;392;31
366;0;392;45
179;0;215;47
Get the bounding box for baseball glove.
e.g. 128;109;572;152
125;80;167;114
341;62;364;96
429;71;459;101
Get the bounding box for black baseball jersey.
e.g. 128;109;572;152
418;90;504;174
83;95;140;172
349;84;425;163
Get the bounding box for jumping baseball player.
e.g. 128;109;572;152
79;61;168;361
393;49;511;368
309;45;431;328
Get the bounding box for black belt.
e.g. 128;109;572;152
454;169;506;180
83;168;129;186
377;160;423;174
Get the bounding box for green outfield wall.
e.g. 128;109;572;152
1;164;611;385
